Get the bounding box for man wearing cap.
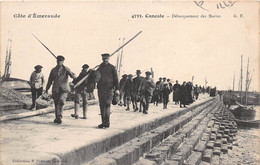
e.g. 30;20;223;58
138;71;155;114
133;70;143;112
124;74;134;111
46;55;76;124
71;64;89;119
29;65;45;110
96;53;119;128
156;77;163;103
167;79;173;92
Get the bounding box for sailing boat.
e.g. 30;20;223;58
0;32;31;95
230;56;259;127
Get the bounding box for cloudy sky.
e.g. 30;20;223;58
1;1;259;91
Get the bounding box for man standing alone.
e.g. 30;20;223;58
46;56;76;124
96;53;119;128
29;65;45;110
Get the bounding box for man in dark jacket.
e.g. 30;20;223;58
133;70;143;112
138;71;155;114
161;84;171;109
119;74;128;106
179;81;188;108
71;64;89;119
156;77;163;102
96;53;119;128
46;55;76;124
124;74;134;111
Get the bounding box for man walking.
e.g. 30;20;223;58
133;70;143;112
124;74;134;111
96;53;119;128
71;64;89;119
118;74;127;106
138;71;155;114
29;65;45;110
46;55;76;124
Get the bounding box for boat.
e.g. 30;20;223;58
229;56;258;127
234;119;260;128
232;102;256;120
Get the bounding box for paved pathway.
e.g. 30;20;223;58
0;94;210;165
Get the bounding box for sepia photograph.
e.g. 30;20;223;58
0;1;259;165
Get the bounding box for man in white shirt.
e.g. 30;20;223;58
29;65;45;110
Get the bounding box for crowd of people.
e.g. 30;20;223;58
29;53;213;128
117;74;211;112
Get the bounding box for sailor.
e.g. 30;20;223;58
118;74;128;106
161;83;171;109
71;64;89;119
133;70;143;112
45;55;76;124
167;79;173;92
124;74;134;111
96;53;119;128
156;77;163;102
162;77;167;85
29;65;45;110
138;71;155;114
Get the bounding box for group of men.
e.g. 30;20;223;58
29;53;207;128
118;69;156;114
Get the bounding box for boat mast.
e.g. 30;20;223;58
205;77;208;89
3;32;12;78
238;75;241;91
233;71;235;91
116;38;121;79
245;57;249;105
240;55;243;103
118;38;125;78
247;69;254;92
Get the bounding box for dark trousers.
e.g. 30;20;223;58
31;87;43;108
74;90;88;117
141;91;152;112
162;95;169;108
98;88;113;126
52;92;68;119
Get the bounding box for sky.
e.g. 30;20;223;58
1;1;259;91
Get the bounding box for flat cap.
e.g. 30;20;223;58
34;65;43;69
122;74;128;78
57;55;65;61
163;77;166;79
128;74;133;77
145;71;152;75
82;64;89;69
101;53;110;58
136;70;141;73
